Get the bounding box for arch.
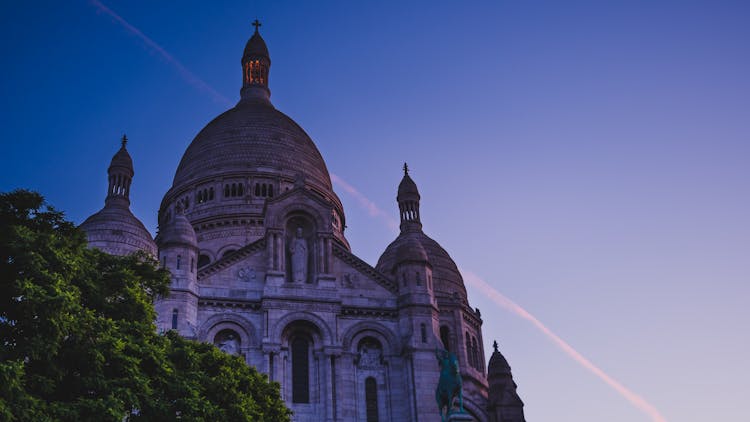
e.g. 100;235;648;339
271;311;333;346
341;321;399;356
217;244;242;259
266;200;328;231
462;396;488;422
198;313;258;347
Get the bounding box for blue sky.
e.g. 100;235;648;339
2;1;749;421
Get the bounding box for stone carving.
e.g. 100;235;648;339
237;266;256;282
215;331;240;355
342;272;358;288
289;227;308;282
357;339;383;369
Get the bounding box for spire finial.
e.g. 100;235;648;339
493;340;499;352
403;162;409;175
252;19;261;33
121;134;128;148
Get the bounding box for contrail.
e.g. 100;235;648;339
89;0;233;107
331;173;399;232
329;176;668;421
461;269;668;422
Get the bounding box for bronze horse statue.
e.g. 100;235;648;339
435;348;464;421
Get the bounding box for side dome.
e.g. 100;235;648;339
377;231;467;300
80;136;157;257
377;166;468;300
80;206;157;257
156;211;197;248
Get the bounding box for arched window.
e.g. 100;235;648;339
231;183;237;197
261;184;267;197
268;185;274;197
291;337;310;403
255;183;260;196
209;187;214;200
365;377;379;422
197;254;210;268
472;337;480;370
466;334;474;368
224;185;230;197
176;255;181;270
420;323;427;343
171;309;178;330
440;326;451;352
191;258;195;272
238;183;244;196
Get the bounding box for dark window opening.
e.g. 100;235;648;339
365;377;379;422
291;337;310;403
440;326;451;352
224;185;230;197
420;323;427;343
171;309;178;330
197;254;210;268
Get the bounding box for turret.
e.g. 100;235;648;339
487;341;526;422
80;135;157;257
155;207;199;337
240;19;271;103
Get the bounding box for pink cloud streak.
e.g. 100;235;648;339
461;269;668;422
89;0;232;107
331;173;399;232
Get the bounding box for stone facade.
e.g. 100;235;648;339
81;24;524;422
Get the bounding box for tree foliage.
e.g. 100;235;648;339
0;190;291;421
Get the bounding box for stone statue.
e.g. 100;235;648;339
289;227;308;282
217;333;240;355
435;348;464;421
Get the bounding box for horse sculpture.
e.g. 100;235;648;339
435;348;464;421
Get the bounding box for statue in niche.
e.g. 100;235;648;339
215;331;240;355
289;227;308;282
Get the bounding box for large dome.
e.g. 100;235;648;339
171;100;332;192
81;204;157;257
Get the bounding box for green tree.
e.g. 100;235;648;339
0;190;291;421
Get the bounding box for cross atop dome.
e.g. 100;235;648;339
252;19;261;33
121;134;128;148
403;162;409;175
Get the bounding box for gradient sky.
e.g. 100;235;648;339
2;1;749;421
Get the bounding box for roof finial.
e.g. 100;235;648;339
403;162;409;175
252;19;261;33
493;340;499;352
121;134;128;148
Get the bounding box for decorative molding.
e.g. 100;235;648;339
197;237;266;279
332;244;398;293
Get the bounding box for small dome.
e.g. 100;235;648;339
80;203;157;257
488;346;512;377
397;171;420;202
108;144;133;174
377;231;467;299
156;212;197;248
394;234;429;265
243;29;269;61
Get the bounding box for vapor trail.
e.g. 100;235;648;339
330;176;667;421
461;269;668;422
89;0;232;107
331;173;399;232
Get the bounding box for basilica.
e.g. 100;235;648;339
80;24;524;422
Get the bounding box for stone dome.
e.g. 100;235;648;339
377;231;467;300
171;100;332;192
156;211;197;248
394;234;429;265
80;200;157;257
